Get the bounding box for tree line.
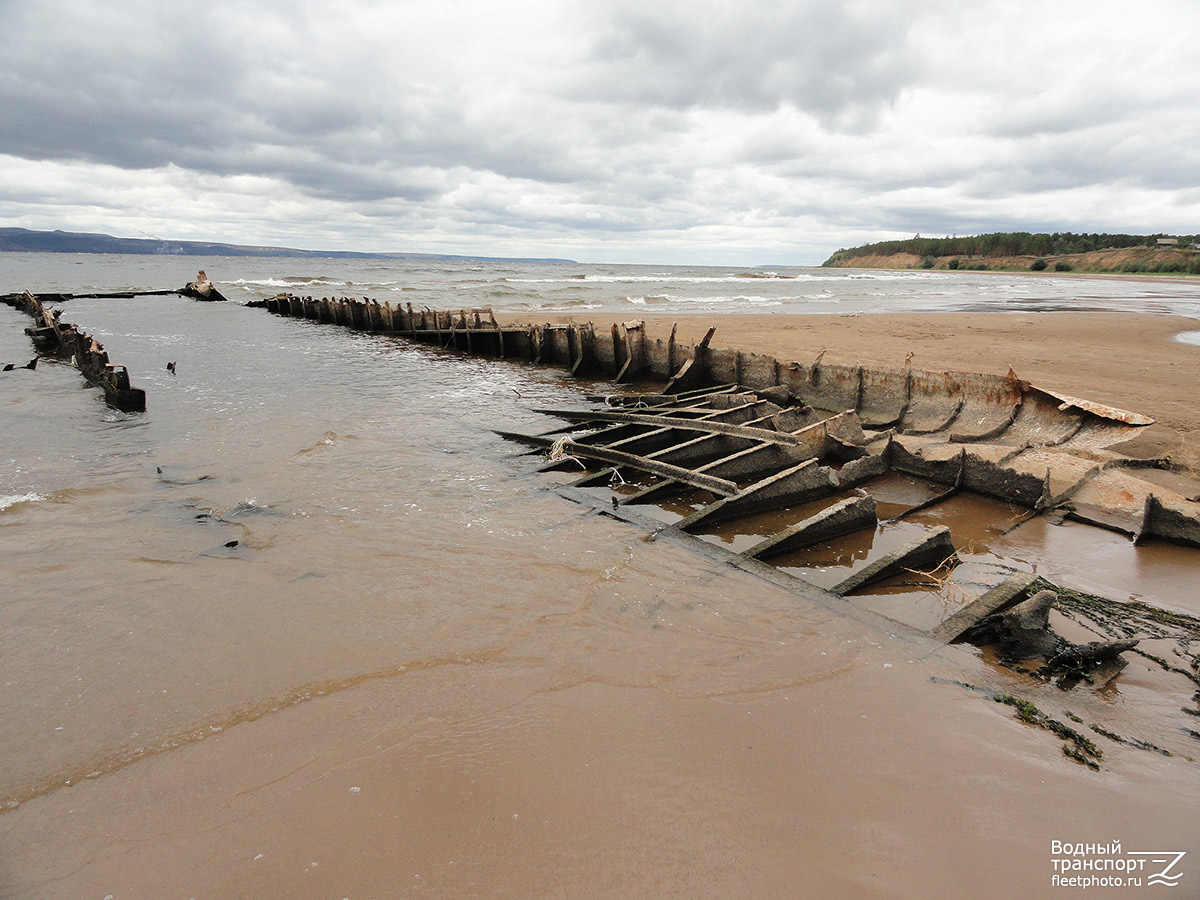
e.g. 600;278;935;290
823;232;1197;265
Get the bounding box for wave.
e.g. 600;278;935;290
510;296;603;307
515;302;605;312
0;492;45;512
296;430;360;456
229;277;345;289
504;273;812;285
227;276;420;289
843;271;945;281
619;294;831;306
2;486;127;510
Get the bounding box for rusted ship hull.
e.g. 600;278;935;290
251;293;1199;551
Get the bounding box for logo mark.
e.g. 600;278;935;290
1129;851;1187;887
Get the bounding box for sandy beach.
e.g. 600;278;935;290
507;310;1200;468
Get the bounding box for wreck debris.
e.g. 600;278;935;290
1045;639;1140;689
181;270;228;302
248;294;1200;700
251;293;1199;549
948;585;1147;689
1;290;145;411
967;589;1060;659
2;275;236;405
680;459;841;531
740;495;878;560
498;432;741;496
830;526;958;596
0;289;179;303
930;571;1038;644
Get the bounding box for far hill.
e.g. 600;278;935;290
823;232;1200;275
0;228;575;264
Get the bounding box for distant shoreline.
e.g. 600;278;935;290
822;241;1199;277
0;227;575;264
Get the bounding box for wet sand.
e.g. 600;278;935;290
2;306;1199;899
5;523;1198;900
7;641;1197;899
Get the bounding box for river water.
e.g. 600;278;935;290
5;252;1200;317
1;255;1198;899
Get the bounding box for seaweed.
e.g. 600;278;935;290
995;693;1103;769
1031;577;1200;688
1130;648;1200;686
1034;577;1200;640
1087;722;1171;756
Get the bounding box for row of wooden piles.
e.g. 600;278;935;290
1;291;145;411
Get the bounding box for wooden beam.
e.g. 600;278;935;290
741;496;878;560
532;408;810;446
929;571;1037;643
676;459;839;531
664;325;715;394
493;432;738;495
831;526;957;596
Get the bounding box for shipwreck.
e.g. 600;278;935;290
4;279;1198;760
7;283;1198;704
243;293;1200;706
1;290;146;411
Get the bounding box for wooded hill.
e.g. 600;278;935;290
822;232;1200;274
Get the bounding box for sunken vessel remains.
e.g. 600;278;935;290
6;279;1199;760
249;292;1200;704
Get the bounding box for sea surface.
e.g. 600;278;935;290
1;254;1198;898
5;252;1200;318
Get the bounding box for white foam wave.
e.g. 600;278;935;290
505;273;812;285
228;277;372;289
620;294;830;306
229;278;315;288
0;492;45;511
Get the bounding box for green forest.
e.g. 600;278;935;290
823;232;1199;271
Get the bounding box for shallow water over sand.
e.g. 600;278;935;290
1;264;1199;898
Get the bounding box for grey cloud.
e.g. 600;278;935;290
1;0;1198;263
989;96;1141;141
0;2;550;199
0;0;929;212
570;0;923;125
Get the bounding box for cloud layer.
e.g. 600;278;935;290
1;0;1197;263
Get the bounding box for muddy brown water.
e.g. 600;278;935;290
1;293;1198;899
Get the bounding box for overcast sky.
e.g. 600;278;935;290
1;0;1197;264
